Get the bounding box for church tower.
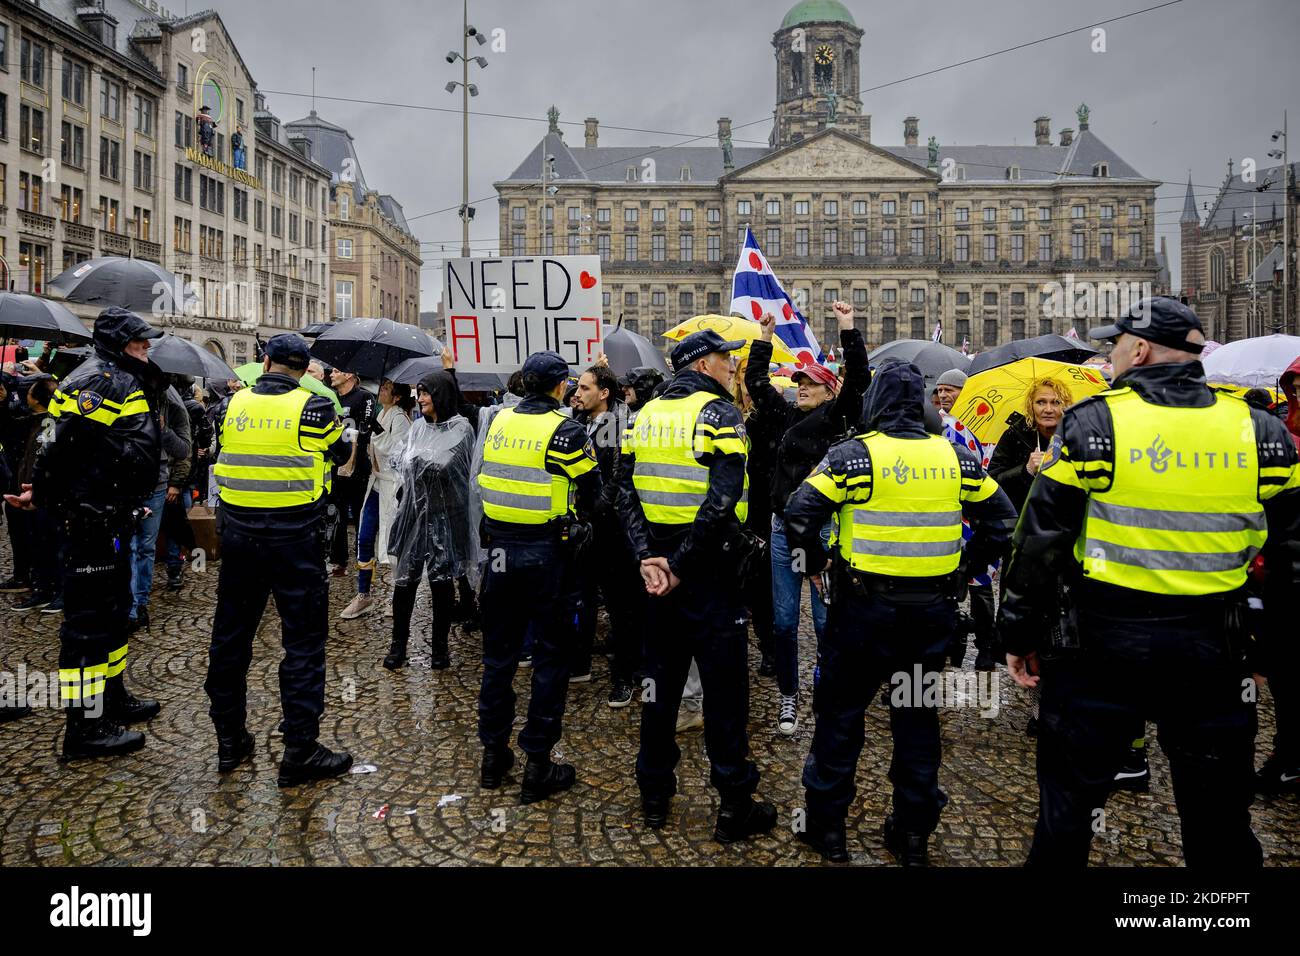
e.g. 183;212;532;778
771;1;869;147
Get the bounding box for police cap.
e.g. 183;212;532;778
670;329;745;372
264;333;312;370
521;350;570;394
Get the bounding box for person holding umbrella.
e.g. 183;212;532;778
327;368;378;575
5;308;165;759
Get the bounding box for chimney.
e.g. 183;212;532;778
1034;116;1050;146
289;135;312;161
1059;128;1074;147
903;116;919;147
584;117;599;148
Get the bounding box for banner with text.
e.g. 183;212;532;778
443;256;604;374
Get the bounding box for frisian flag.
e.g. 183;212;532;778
729;227;823;366
931;320;943;343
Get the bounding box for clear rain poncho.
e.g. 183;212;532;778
385;412;476;587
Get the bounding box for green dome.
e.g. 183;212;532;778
780;0;856;29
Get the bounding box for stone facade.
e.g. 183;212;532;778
495;3;1159;355
0;1;331;366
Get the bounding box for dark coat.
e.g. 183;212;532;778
987;413;1050;513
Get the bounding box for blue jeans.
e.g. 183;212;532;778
356;489;380;594
165;493;192;574
770;513;829;698
130;487;167;618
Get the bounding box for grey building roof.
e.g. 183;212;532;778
1203;161;1299;231
1252;243;1285;284
501;127;1150;187
284;112;372;200
1181;174;1199;223
377;196;411;234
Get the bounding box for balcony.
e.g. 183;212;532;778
174;252;193;271
101;230;131;256
63;221;96;247
134;239;162;262
19;210;55;238
272;273;288;291
305;281;321;298
255;268;270;288
290;278;304;294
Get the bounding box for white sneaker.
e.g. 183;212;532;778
778;694;798;736
339;594;374;620
675;708;704;734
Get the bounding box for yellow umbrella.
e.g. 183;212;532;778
770;375;796;390
951;357;1111;445
663;314;799;364
1209;382;1281;403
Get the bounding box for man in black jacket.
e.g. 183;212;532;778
745;301;869;735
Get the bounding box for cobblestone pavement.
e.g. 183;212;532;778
1;533;1296;867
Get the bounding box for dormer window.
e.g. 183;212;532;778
1006;165;1021;181
1092;162;1109;178
957;166;967;181
626;166;637;182
680;165;691;182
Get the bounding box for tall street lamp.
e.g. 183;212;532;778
446;0;487;258
1268;112;1289;333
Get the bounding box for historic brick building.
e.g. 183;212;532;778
495;0;1160;353
1179;161;1297;341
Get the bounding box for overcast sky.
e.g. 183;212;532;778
204;0;1300;309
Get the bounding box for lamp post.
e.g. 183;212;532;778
541;153;557;255
446;0;487;258
1268;112;1289;334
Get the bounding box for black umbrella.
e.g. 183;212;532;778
869;339;970;386
0;292;92;344
386;355;507;393
967;334;1099;375
301;322;335;338
600;324;669;376
49;256;197;315
148;333;237;380
48;346;92;381
309;317;436;379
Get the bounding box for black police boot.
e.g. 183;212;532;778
127;607;151;634
974;648;999;672
1256;753;1300;794
758;652;777;679
642;794;671;829
60;707;145;761
383;636;408;671
217;729;255;773
882;815;929;867
1112;747;1150;793
797;812;850;863
429;632;450;670
105;675;160;724
713;797;778;844
480;746;515;789
0;703;33;724
519;755;576;805
277;743;353;788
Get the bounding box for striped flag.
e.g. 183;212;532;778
729;227;823;365
932;320;943;342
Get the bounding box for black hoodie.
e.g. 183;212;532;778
784;361;1015;579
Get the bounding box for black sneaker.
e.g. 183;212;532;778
607;681;634;709
277;743;353;788
0;704;33;724
1255;753;1300;794
166;570;183;592
1112;748;1150;793
713;799;778;844
127;607;151;633
0;577;31;594
40;597;64;615
882;815;929;867
758;653;777;678
12;593;52;612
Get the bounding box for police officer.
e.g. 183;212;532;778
477;351;601;804
617;329;778;842
999;297;1300;867
785;361;1015;863
5;308;165;759
620;367;665;418
205;334;354;787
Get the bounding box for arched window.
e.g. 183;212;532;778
1209;247;1226;291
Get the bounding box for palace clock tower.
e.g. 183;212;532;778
771;0;869;147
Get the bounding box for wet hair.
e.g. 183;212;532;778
1241;388;1274;412
506;370;525;397
389;381;415;413
1024;376;1074;421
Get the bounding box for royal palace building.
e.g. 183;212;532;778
495;0;1161;353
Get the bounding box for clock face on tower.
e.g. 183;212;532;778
814;44;835;65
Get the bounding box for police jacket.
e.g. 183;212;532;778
745;328;870;517
616;369;749;581
997;360;1300;657
785;361;1015;579
215;372;351;536
31;343;162;516
479;392;601;543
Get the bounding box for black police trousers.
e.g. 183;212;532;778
205;524;329;749
636;572;760;802
478;538;577;757
1028;603;1261;867
803;584;955;832
59;515;134;709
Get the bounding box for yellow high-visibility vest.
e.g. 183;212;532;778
214;388;328;509
625;390;748;525
831;432;968;576
1076;389;1264;595
479;407;573;524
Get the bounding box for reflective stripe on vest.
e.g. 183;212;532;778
1077;390;1264;595
838;433;964;576
478;407;571;525
214;387;325;509
627;391;749;525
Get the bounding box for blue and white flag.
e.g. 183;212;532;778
729;227;823;365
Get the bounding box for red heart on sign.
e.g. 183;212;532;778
579;271;597;289
782;302;793;320
750;301;763;320
748;252;762;270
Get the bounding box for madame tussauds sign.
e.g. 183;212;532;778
186;147;262;191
